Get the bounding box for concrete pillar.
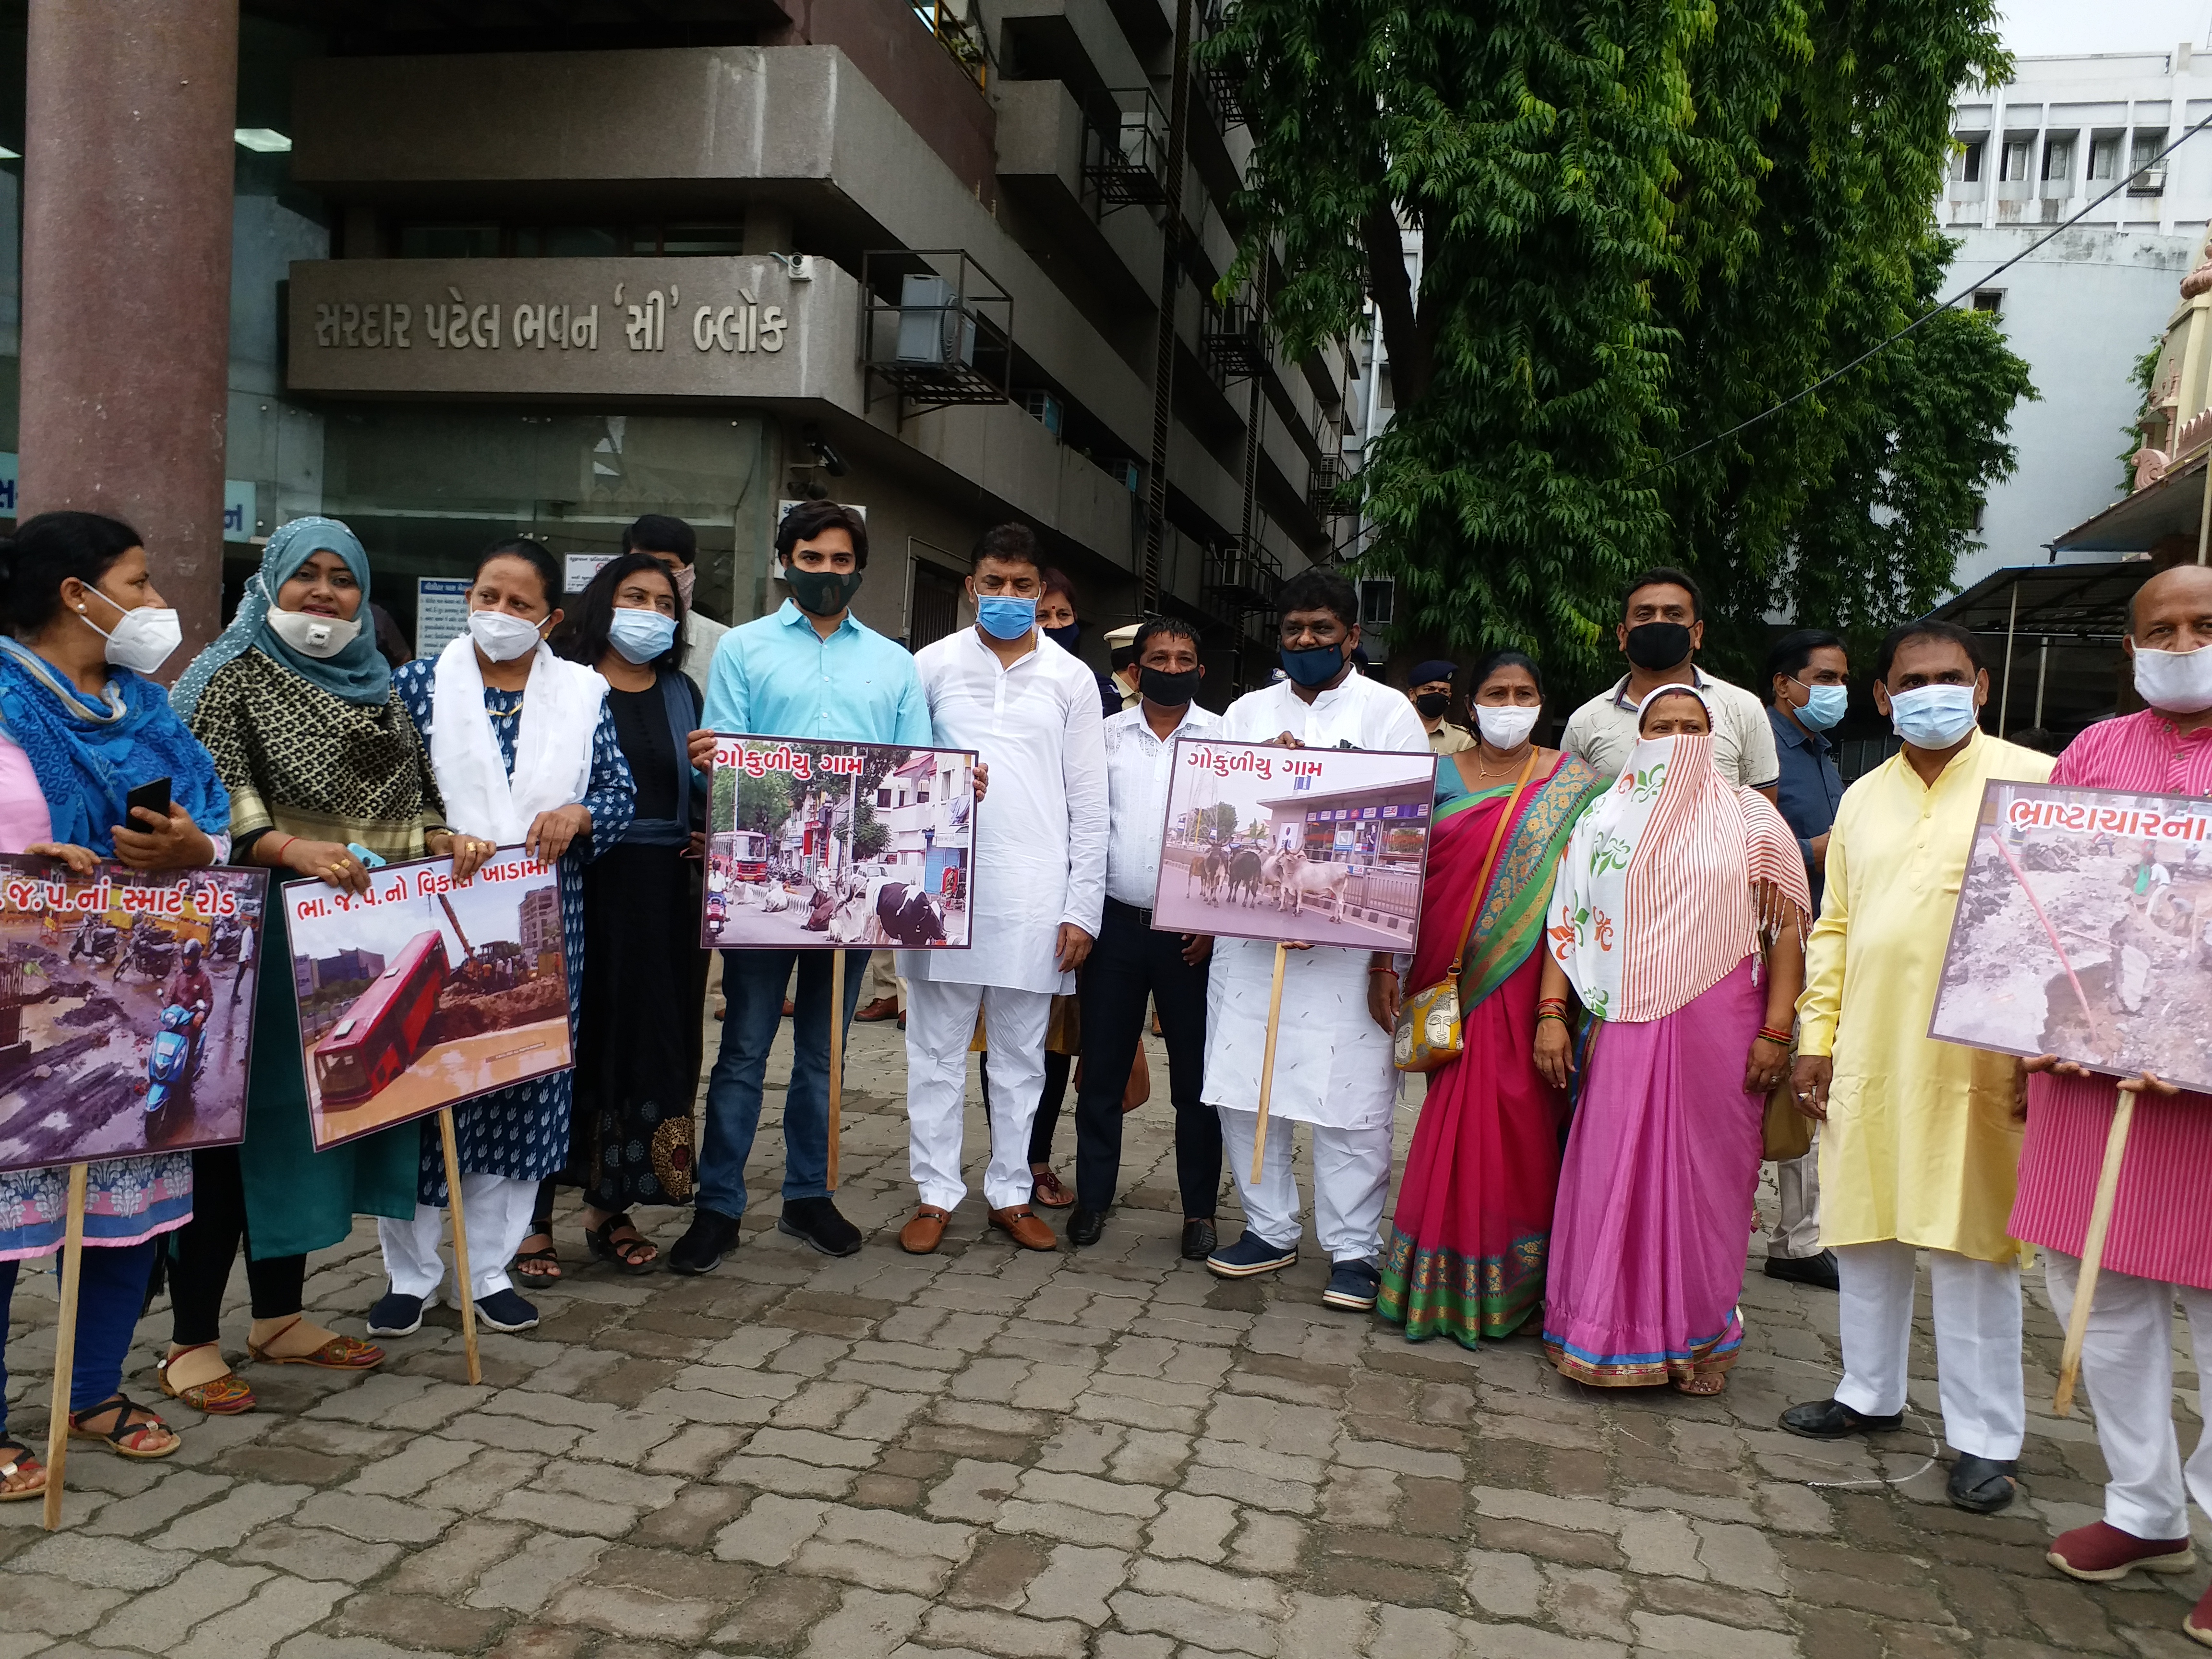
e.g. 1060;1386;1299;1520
19;0;239;660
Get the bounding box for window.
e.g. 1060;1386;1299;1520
2132;130;2168;173
1957;137;1985;182
2000;138;2032;181
512;226;623;258
398;224;500;259
2090;133;2122;181
2042;134;2074;182
397;221;747;258
1972;289;2004;314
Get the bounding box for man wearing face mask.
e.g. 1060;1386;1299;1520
1562;568;1780;797
1783;619;2053;1516
1406;660;1474;755
1201;568;1430;1310
622;514;726;692
1761;628;1851;1294
2007;565;2212;1633
672;500;929;1272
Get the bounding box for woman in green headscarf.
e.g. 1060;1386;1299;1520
160;517;496;1413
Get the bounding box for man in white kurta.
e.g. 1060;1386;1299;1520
1202;571;1430;1310
897;527;1107;1251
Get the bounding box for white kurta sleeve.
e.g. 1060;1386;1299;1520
1060;671;1108;935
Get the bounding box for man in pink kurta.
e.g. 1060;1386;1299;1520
2014;566;2212;1649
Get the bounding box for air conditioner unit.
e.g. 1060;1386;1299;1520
2129;168;2167;196
895;275;978;367
1118;111;1158;170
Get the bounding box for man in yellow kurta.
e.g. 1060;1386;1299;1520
1782;620;2053;1515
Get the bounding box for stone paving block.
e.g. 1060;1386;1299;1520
84;1560;270;1650
12;1531;189;1590
798;1587;926;1659
416;1447;544;1512
6;1571;128;1637
151;1483;314;1553
918;1607;1090;1659
1540;1563;1635;1642
1145;1492;1237;1563
709;1575;844;1651
1108;1590;1275;1657
382;1520;529;1598
290;1490;446;1546
1629;1611;1800;1659
78;1469;231;1538
1014;1469;1162;1519
486;1485;638;1537
231;1525;401;1585
791;1504;975;1595
712;1493;828;1566
467;1533;610;1614
1017;1542;1130;1627
341;1434;479;1497
433;1411;582;1456
711;1452;857;1497
943;1534;1049;1611
541;1583;719;1644
1462;1546;1541;1619
638;1422;748;1477
168;1574;346;1659
633;1484;754;1550
325;1592;508;1652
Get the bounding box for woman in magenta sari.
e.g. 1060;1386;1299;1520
1537;687;1809;1394
1371;652;1600;1347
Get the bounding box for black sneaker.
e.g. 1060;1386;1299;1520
778;1197;863;1258
365;1288;425;1337
474;1288;539;1333
1764;1249;1840;1291
669;1208;742;1275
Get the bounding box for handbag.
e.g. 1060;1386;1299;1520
1762;1073;1814;1161
1395;745;1541;1074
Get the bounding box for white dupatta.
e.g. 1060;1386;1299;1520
428;634;608;845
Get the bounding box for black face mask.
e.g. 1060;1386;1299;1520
1140;665;1202;707
782;564;863;617
1623;620;1693;671
1412;691;1450;719
1044;622;1082;653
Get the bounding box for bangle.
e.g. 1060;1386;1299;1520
1756;1025;1793;1046
1369;966;1398;978
1537;1010;1568;1027
267;835;297;866
1537;998;1568;1012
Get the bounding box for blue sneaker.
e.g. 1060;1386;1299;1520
1205;1230;1299;1278
365;1288;424;1337
473;1288;539;1333
1322;1258;1382;1311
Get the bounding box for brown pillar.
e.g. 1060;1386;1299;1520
19;0;239;661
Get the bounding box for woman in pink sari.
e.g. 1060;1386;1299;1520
1537;687;1809;1394
1372;652;1600;1346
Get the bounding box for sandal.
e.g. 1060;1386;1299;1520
1029;1167;1074;1209
586;1212;659;1274
1672;1373;1727;1397
511;1241;563;1286
156;1344;256;1414
69;1395;180;1459
0;1436;46;1501
245;1318;385;1370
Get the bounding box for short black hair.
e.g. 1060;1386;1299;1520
1763;629;1845;700
1040;566;1077;604
1472;649;1543;698
1133;615;1202;661
1276;567;1359;628
777;500;870;568
0;511;144;637
622;513;696;564
1875;618;1985;682
478;536;562;609
557;553;685;674
972;522;1043;574
1622;565;1703;622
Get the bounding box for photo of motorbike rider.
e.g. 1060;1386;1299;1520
161;937;215;1079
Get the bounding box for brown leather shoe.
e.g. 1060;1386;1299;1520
988;1205;1058;1250
899;1206;950;1254
854;997;901;1022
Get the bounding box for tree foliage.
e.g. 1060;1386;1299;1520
1212;0;2034;675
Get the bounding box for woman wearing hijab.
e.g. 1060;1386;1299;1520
1370;650;1601;1348
513;554;706;1279
166;516;495;1414
0;511;231;1492
369;538;633;1336
1536;686;1809;1395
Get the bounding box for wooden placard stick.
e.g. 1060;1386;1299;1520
42;1163;88;1530
437;1108;482;1386
2055;1084;2136;1417
827;949;846;1190
1248;943;1290;1184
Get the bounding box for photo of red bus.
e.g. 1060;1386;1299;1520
313;929;449;1105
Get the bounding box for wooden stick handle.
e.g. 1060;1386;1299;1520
1249;943;1290;1186
2055;1085;2135;1417
43;1163;88;1530
828;950;846;1191
438;1108;482;1387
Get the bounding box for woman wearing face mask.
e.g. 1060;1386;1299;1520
368;538;635;1336
166;517;487;1413
1535;686;1810;1395
0;511;233;1489
1368;652;1600;1348
509;555;708;1279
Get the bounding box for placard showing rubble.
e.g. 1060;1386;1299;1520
0;855;268;1175
1151;738;1435;953
284;850;572;1150
1930;779;2212;1091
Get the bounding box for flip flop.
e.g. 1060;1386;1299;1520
69;1395;180;1460
0;1437;46;1500
511;1244;563;1286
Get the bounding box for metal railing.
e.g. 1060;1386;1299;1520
1082;87;1170;210
860;250;1014;414
1201;297;1266;383
911;0;992;91
1202;536;1281;611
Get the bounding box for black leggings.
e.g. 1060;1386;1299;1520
168;1145;308;1346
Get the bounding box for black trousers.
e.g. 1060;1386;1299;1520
1022;1052;1073;1165
168;1145;308;1346
1074;899;1219;1217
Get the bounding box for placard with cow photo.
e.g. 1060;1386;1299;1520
0;855;269;1175
283;850;573;1151
703;735;978;950
1150;738;1436;953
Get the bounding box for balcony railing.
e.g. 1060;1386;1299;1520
1082;87;1170;211
1199;0;1249;127
911;0;992;92
1201;298;1266;383
861;250;1014;413
1202;537;1281;612
1307;454;1346;517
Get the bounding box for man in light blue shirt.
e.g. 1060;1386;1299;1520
670;500;931;1273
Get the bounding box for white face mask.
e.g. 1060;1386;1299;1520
266;602;362;660
79;587;181;676
469;609;546;663
2132;643;2212;714
1474;703;1541;750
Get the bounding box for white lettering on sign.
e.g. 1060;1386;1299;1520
310;279;797;359
691;289;786;355
624;286;674;352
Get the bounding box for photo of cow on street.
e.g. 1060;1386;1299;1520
702;735;978;951
1149;737;1435;953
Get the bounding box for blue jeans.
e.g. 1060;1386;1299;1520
697;948;872;1219
0;1238;158;1431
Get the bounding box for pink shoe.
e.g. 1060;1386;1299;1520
2047;1520;2196;1583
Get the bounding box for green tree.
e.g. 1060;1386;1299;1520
736;769;792;835
1212;802;1240;838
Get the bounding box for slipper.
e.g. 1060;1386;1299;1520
511;1244;563;1286
156;1345;256;1414
1030;1168;1074;1209
0;1437;46;1501
586;1212;659;1274
245;1319;384;1370
69;1395;180;1460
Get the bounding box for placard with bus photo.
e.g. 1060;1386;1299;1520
0;855;269;1175
703;734;979;951
284;850;572;1151
1929;778;2212;1095
1150;737;1436;953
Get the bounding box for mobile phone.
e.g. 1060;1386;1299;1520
125;777;172;823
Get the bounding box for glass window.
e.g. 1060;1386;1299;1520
2042;135;2073;182
2000;138;2031;181
1957;137;1984;182
2090;133;2121;180
2132;130;2168;173
514;226;624;258
661;224;747;256
397;224;502;259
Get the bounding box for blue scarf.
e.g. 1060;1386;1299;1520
0;638;229;856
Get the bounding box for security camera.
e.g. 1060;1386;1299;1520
802;423;848;478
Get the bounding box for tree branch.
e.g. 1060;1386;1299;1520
1363;203;1428;408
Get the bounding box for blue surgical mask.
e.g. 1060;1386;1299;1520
976;595;1037;641
1795;682;1848;732
1280;641;1346;687
608;607;679;664
1887;683;1979;749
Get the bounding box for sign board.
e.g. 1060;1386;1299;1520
705;735;977;950
416;577;473;660
0;856;269;1175
0;455;256;541
1151;738;1436;953
565;553;615;593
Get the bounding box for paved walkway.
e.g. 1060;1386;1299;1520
3;1011;2206;1659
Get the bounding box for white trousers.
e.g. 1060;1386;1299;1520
1769;1142;1822;1260
904;979;1052;1212
1834;1240;2025;1460
377;1173;541;1303
2044;1250;2212;1539
1218;1106;1392;1264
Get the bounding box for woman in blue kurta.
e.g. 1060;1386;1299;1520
366;538;633;1337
